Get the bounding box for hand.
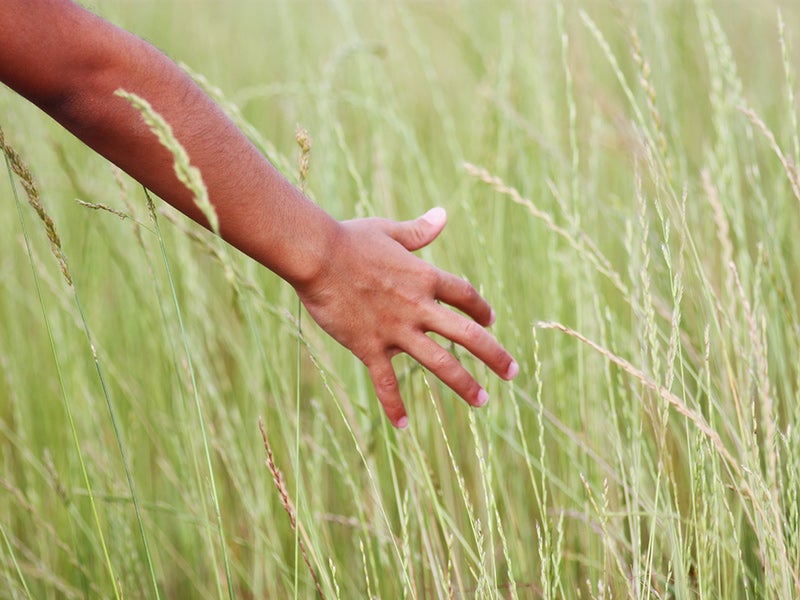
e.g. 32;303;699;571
294;207;518;429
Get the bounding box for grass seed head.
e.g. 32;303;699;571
1;125;73;286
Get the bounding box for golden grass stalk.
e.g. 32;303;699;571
541;319;799;593
258;417;325;599
328;558;341;600
463;162;628;298
630;26;672;181
296;125;312;194
702;169;735;305
76;199;131;221
0;126;72;286
738;104;800;204
779;8;800;167
729;261;776;486
535;321;748;501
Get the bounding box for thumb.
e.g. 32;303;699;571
390;207;448;251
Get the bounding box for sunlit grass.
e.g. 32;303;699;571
2;0;800;597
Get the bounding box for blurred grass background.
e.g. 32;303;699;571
3;0;800;597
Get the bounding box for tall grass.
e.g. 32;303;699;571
2;0;800;597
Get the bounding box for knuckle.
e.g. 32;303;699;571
374;373;399;394
420;267;440;292
409;222;427;244
461;319;483;345
366;217;387;229
357;346;382;366
459;278;479;301
430;348;454;372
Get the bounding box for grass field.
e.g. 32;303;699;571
2;0;800;597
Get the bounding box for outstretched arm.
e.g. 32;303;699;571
0;0;518;428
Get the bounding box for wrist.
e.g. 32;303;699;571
283;211;343;294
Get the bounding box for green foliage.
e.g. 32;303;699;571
2;0;800;597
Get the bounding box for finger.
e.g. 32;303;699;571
406;335;490;408
435;271;494;327
384;207;447;252
366;357;409;429
426;308;518;381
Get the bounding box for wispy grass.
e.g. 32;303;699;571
2;129;121;598
2;0;800;597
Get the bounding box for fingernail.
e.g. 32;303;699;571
475;389;489;407
421;206;447;227
396;416;409;429
488;309;496;326
505;360;519;380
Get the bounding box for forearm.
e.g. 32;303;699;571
1;0;518;426
1;1;338;288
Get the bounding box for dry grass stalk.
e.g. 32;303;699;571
444;531;455;600
579;474;631;595
0;477;99;594
0;126;73;286
76;199;131;221
702;169;735;305
729;262;775;480
728;261;784;573
296;125;312;194
779;8;800;166
543;318;798;590
258;417;325;599
630;27;672;181
738;105;800;204
535;321;754;503
464;162;628;298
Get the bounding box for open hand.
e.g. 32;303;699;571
294;207;518;428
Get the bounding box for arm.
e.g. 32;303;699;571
0;0;518;428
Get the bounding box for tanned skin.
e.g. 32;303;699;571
0;0;518;428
